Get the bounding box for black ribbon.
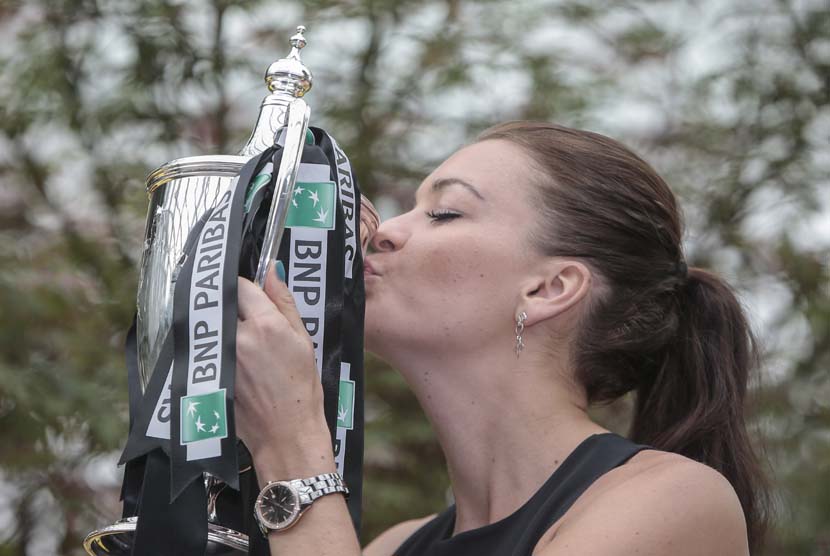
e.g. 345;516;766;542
317;130;365;531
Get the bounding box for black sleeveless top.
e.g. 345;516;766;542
394;432;649;556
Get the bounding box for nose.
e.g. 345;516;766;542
368;214;407;254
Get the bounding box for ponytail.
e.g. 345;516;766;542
630;268;769;553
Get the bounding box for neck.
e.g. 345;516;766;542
391;341;608;535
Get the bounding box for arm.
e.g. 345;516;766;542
249;426;361;555
235;267;361;555
538;456;749;556
235;269;436;555
249;422;432;556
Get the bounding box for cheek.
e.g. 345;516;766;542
363;235;519;354
407;233;490;290
430;245;485;285
413;240;510;322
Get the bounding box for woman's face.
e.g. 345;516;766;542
364;139;544;364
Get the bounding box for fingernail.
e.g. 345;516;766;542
275;260;286;283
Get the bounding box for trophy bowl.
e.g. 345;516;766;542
137;155;249;387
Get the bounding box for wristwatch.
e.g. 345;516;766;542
254;472;349;535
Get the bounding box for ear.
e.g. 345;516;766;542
517;260;593;327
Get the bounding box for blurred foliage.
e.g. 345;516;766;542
0;0;828;554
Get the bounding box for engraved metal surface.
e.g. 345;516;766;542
137;156;247;389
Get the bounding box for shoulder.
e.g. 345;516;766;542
363;513;437;556
537;450;749;556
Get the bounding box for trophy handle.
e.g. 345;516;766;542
254;97;311;288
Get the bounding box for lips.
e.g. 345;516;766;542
363;258;380;276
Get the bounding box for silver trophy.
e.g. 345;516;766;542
84;26;316;556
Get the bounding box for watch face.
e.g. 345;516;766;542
256;482;300;530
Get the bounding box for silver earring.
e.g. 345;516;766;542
514;311;527;358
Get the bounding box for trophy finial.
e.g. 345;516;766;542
265;25;312;97
239;25;313;156
290;26;307;50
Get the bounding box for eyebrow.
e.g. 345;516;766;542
426;177;487;202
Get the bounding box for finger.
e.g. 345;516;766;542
237;276;277;321
264;261;307;335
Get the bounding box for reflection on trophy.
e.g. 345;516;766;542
84;26;372;556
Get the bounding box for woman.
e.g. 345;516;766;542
234;121;769;555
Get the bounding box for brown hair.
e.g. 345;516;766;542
477;121;769;552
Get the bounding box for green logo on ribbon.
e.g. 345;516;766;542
181;390;228;444
286;181;336;229
337;379;355;430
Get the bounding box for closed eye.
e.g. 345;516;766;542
425;209;461;222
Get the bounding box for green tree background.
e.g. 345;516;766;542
0;0;827;554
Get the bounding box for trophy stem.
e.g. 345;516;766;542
254;97;311;288
205;474;226;523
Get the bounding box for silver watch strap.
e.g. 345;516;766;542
291;472;349;505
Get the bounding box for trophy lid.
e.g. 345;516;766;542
265;26;312;98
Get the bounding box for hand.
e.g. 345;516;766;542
235;263;332;476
